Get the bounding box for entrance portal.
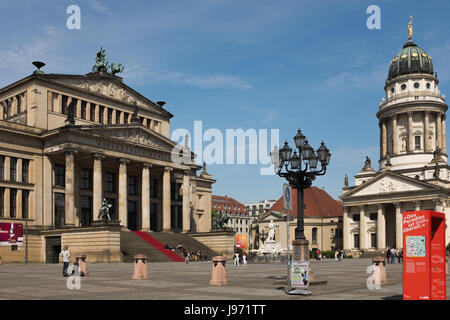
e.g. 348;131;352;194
385;204;396;248
128;200;137;231
45;236;61;263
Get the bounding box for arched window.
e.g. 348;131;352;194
312;228;318;244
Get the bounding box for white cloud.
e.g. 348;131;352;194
87;0;112;15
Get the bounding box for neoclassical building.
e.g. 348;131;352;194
340;25;450;253
0;51;214;262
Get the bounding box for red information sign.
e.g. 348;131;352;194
0;223;23;245
403;210;446;300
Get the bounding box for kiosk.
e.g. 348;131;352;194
403;210;446;300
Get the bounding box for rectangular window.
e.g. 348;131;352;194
127;176;137;195
369;213;377;220
90;104;96;122
105;172;115;193
81;168;92;190
352;214;360;222
22;190;29;219
0;187;4;217
415;135;421;149
61;95;68;115
371;233;377;248
0;156;4;180
81;101;87;119
107;108;113;124
80;196;92;227
10;189;16;218
99;106;104;124
54;164;65;187
150;179;157;198
10;157;17;181
22;159;29;183
116;111;121;124
354;234;360;249
55;193;65;228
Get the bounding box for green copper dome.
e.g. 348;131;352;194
388;40;434;81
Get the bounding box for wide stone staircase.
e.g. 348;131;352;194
120;231;218;263
358;250;386;259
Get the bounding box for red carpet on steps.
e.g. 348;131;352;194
132;231;185;262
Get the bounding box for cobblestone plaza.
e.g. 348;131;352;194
0;259;448;300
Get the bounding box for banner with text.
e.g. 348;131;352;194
236;234;249;249
0;223;23;245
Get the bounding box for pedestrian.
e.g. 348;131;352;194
242;253;247;266
386;246;391;264
316;249;321;261
335;250;339;260
398;249;403;263
185;250;190;264
390;247;397;264
59;245;70;277
234;252;240;266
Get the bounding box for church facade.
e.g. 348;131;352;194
340;26;450;253
0;51;214;262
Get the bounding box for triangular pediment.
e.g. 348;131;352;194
259;210;285;222
342;171;440;199
39;74;171;117
78;125;180;153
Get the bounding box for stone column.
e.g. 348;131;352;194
392;115;398;155
16;189;22;219
382;119;387;158
359;205;367;250
76;100;82;119
65;151;75;227
424;111;430;152
437;113;442;151
182;171;190;233
343;207;350;250
442;116;446;154
93;154;104;222
162;167;172;232
394;202;402;249
4;188;10;218
4;157;10;180
377;204;386;250
118;159;129;229
141;163;151;231
408;112;414;152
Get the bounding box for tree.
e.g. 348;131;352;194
211;210;229;230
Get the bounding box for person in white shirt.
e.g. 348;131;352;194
234;253;240;266
59;245;70;277
242;253;247;266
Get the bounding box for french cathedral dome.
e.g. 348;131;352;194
388;40;434;81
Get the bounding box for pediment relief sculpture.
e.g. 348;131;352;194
74;80;142;106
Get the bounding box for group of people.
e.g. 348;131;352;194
234;252;247;266
386;247;403;264
334;249;345;261
164;242;209;264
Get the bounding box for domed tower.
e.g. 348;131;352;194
377;17;448;175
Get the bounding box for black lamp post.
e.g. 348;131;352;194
271;129;331;241
271;129;331;295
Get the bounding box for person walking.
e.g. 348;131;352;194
398;249;403;263
59;245;70;277
242;253;247;266
335;250;339;261
234;252;240;266
390;247;397;264
184;250;190;264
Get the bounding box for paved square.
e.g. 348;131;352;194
0;259;448;300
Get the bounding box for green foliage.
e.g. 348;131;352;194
211;210;229;230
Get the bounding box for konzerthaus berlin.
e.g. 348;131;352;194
0;53;215;263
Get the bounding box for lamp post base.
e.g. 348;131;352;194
286;238;315;294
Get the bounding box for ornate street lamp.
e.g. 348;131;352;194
270;129;331;294
271;130;331;240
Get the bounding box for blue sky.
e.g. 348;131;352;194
1;0;450;203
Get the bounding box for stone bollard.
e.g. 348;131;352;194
132;254;149;280
372;256;388;285
75;254;88;276
210;256;228;286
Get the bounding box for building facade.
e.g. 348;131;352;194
340;27;450;253
245;200;276;220
0;55;214;262
256;187;343;252
211;195;250;242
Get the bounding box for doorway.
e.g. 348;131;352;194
128;200;137;231
385;204;396;248
45;236;61;263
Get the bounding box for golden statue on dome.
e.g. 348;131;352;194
408;16;413;40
